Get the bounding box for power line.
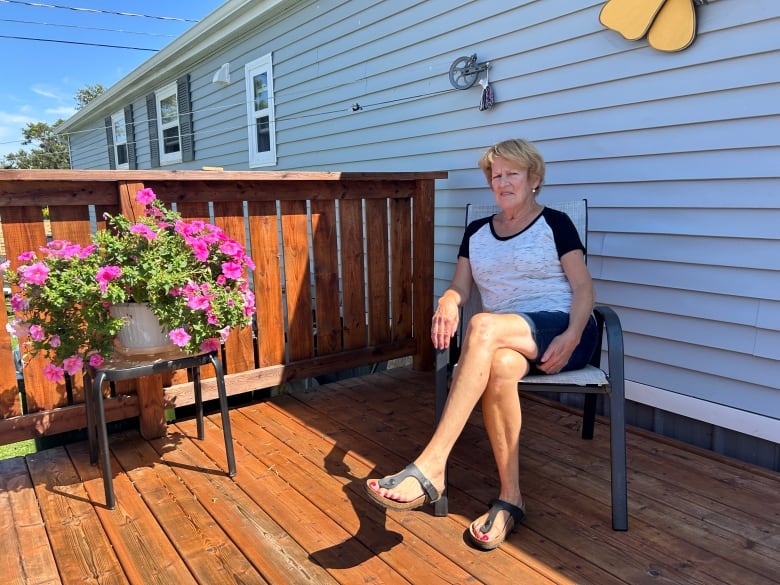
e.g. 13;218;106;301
0;17;178;37
0;34;157;50
0;0;199;22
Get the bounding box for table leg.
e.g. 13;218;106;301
92;371;115;509
209;353;236;477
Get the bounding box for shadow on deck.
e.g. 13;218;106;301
1;367;778;585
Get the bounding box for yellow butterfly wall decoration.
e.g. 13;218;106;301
599;0;698;52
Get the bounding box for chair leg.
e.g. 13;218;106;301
209;353;236;477
608;385;628;531
582;393;597;440
434;349;449;517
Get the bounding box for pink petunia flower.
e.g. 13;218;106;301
17;251;36;262
10;293;28;312
136;188;156;205
43;363;65;384
29;324;46;342
221;261;243;280
79;244;98;259
62;355;84;376
49;335;61;348
169;328;192;347
199;338;221;353
187;295;211;311
219;240;244;258
96;265;122;292
130;223;158;241
89;354;104;368
20;262;49;285
187;238;210;262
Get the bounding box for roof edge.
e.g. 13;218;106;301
56;0;288;134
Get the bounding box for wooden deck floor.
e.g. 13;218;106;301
1;367;778;585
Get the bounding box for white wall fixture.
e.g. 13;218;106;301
212;63;231;87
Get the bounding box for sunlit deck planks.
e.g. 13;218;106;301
1;367;778;584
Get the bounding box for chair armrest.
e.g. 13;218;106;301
593;305;625;390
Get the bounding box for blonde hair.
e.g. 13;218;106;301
478;139;546;195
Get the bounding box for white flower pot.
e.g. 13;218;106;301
110;303;175;355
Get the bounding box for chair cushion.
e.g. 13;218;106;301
520;364;608;386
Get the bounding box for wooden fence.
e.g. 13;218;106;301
0;169;444;444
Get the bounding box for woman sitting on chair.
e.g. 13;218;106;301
365;138;599;550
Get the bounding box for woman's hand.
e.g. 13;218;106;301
537;329;579;374
431;298;460;350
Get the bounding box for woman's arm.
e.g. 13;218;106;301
537;249;595;373
431;256;474;350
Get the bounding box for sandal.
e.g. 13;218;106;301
468;499;526;551
365;463;441;511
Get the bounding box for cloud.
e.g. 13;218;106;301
45;106;77;118
31;85;66;101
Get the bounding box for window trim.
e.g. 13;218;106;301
245;53;277;168
110;110;130;170
155;81;182;166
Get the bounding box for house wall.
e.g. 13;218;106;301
61;0;780;466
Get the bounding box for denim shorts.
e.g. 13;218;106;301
518;311;599;373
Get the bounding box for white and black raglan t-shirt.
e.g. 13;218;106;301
458;207;585;315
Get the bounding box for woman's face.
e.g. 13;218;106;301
489;157;540;207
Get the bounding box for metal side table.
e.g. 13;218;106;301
84;349;237;509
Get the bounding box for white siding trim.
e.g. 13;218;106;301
626;380;780;444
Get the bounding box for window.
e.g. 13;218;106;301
146;76;194;167
156;82;181;165
111;111;129;168
105;105;136;169
245;53;276;167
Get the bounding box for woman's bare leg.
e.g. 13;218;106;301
469;348;528;543
366;312;536;503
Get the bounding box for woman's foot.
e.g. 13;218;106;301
468;498;526;551
365;463;444;511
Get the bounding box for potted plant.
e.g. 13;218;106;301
2;188;255;383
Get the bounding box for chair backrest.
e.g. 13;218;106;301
465;199;588;253
459;199;588;340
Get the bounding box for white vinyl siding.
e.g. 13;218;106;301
245;53;276;167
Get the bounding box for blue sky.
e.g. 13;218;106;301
0;0;224;160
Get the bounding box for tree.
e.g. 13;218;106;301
1;84;105;169
1;120;70;169
75;84;105;110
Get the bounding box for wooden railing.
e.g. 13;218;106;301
0;169;445;444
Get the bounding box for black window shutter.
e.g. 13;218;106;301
177;74;194;162
124;104;137;170
146;93;160;168
105;116;116;169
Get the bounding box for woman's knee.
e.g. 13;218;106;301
490;348;528;381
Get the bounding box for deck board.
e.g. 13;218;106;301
1;367;778;585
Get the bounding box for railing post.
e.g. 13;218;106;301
412;179;435;371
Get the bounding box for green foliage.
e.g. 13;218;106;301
1;120;70;169
3;189;255;383
1;83;105;169
74;84;105;110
